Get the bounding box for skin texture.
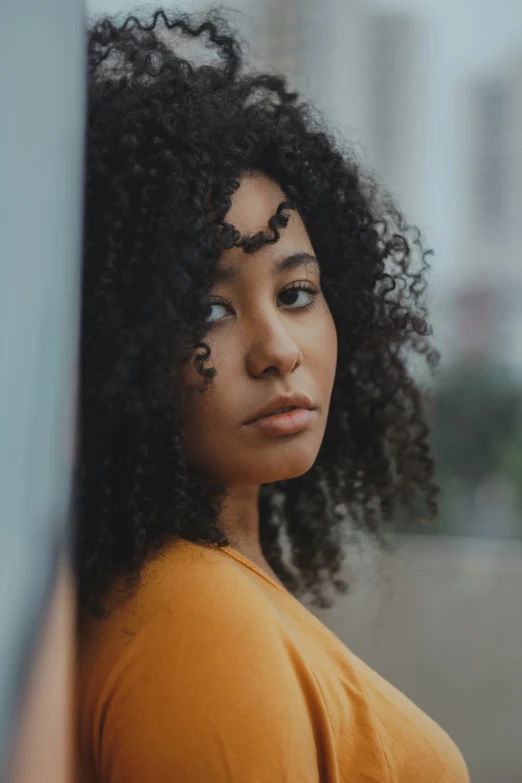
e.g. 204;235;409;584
179;173;337;568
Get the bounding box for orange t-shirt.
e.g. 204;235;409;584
76;539;470;782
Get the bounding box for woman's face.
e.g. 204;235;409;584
179;172;338;485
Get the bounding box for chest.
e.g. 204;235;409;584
281;606;470;783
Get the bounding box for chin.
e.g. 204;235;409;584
225;449;318;485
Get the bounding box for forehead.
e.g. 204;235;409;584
220;172;315;270
225;172;287;233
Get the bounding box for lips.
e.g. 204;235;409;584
244;407;315;435
243;392;314;425
260;406;296;417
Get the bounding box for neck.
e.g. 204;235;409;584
218;483;290;593
219;484;263;558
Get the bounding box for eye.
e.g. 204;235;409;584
278;282;320;311
205;299;230;324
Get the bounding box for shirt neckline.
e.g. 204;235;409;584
221;545;292;597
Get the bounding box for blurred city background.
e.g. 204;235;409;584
85;0;522;779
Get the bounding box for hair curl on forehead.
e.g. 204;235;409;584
219;198;296;253
77;6;439;617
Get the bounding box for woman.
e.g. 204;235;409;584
76;7;470;782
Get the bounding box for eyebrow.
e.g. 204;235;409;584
214;252;320;282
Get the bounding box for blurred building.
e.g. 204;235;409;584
364;12;431;228
242;0;369;147
239;0;431;230
299;0;372;159
245;0;305;93
451;46;522;375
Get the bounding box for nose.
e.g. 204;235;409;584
244;311;303;378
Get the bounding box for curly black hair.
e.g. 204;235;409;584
76;6;439;617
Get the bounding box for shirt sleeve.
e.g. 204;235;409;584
96;585;321;783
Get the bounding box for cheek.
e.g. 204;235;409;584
177;344;234;433
313;311;338;382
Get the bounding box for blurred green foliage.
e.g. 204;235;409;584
397;359;522;538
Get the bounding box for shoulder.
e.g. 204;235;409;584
133;538;279;634
78;539;292;714
80;539;279;670
78;541;319;782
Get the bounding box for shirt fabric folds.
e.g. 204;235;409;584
76;538;470;782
